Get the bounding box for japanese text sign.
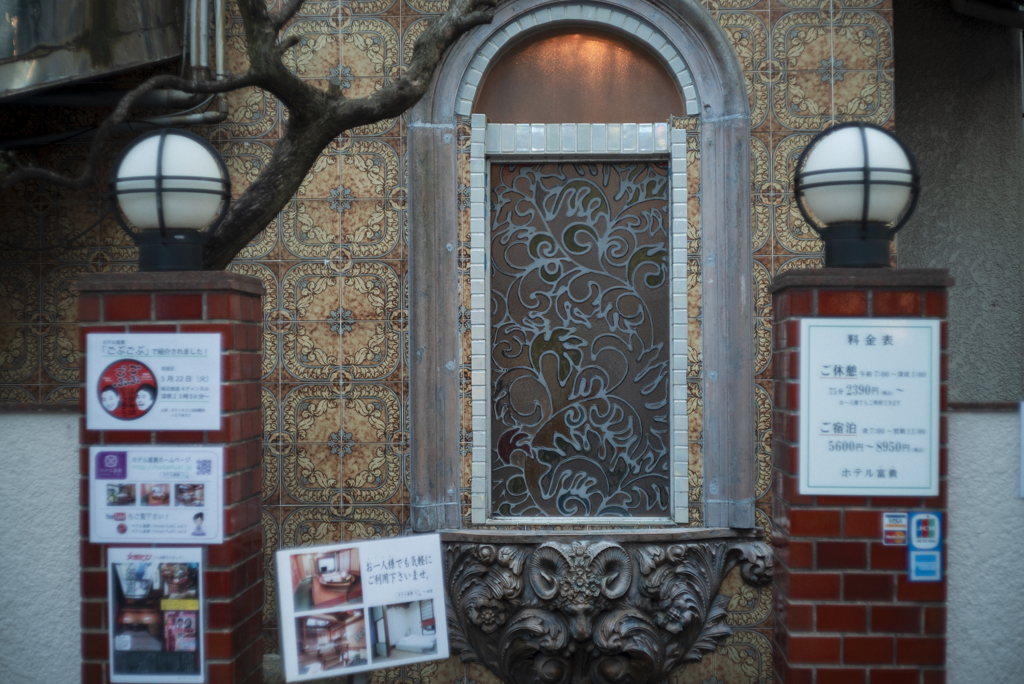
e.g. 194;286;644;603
275;534;449;681
108;547;204;683
89;446;223;544
86;333;221;431
799;318;940;496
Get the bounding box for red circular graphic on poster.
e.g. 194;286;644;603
116;523;127;534
97;359;158;420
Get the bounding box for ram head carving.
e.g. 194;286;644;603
528;541;633;640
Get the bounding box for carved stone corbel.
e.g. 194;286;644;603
442;530;772;684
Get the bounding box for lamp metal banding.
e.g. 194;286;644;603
107;128;231;270
107;128;232;241
792;121;920;268
860;122;870;236
156;128;167;237
794;121;921;236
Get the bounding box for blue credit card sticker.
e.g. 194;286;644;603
907;511;943;582
909;550;942;581
908;512;942;551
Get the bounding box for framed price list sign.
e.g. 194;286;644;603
799;318;940;496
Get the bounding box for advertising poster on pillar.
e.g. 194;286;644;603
799;318;941;496
89;446;223;544
275;533;449;681
86;332;221;431
108;547;205;684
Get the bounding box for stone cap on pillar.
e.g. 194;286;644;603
75;270;265;296
770;267;954;293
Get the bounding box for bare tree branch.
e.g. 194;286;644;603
1;71;259;192
0;0;496;271
333;0;497;128
201;0;497;268
276;34;302;54
272;0;309;30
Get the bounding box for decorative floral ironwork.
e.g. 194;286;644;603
444;535;772;684
489;163;671;518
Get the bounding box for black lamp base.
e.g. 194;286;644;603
819;222;894;268
137;230;205;271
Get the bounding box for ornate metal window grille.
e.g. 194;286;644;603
468;119;688;523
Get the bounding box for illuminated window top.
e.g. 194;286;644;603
475;27;684;123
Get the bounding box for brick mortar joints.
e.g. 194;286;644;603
204;604;265;628
205;569;263;584
205;586;264;604
223;494;264;509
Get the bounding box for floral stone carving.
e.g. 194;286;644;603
442;531;772;684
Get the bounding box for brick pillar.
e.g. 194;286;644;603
77;272;265;684
770;268;952;684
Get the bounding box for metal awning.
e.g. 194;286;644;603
951;0;1024;28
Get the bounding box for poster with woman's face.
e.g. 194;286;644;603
86;333;221;431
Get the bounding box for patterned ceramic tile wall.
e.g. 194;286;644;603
0;1;893;682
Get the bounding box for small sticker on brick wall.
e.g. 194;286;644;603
882;511;908;546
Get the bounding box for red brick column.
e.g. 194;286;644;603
77;272;265;684
770;269;952;684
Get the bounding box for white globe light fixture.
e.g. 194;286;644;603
108;129;231;271
794;122;920;268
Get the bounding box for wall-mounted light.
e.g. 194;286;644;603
108;129;230;271
794;122;920;268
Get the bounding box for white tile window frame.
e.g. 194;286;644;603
468;116;689;524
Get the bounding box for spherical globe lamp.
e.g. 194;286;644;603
108;129;231;271
794;122;920;268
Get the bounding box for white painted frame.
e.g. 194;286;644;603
468;116;689;525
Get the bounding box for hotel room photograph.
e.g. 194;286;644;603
368;599;438;664
110;562;199;656
290;548;363;611
294;611;368;675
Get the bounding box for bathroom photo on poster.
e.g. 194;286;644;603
275;533;449;681
108;547;204;684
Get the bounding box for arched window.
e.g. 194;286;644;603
408;0;753;531
474;27;684;123
469;27;687;522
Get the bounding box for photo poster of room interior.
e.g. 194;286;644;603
107;547;204;684
275;533;449;681
89;446;224;544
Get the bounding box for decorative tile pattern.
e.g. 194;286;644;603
0;2;897;682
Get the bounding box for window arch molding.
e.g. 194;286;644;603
407;0;754;531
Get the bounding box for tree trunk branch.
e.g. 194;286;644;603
333;0;496;127
2;0;495;270
1;72;258;192
202;115;339;269
201;0;496;268
273;0;309;30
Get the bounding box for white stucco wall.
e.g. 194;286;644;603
948;410;1024;684
896;0;1024;402
0;412;80;684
